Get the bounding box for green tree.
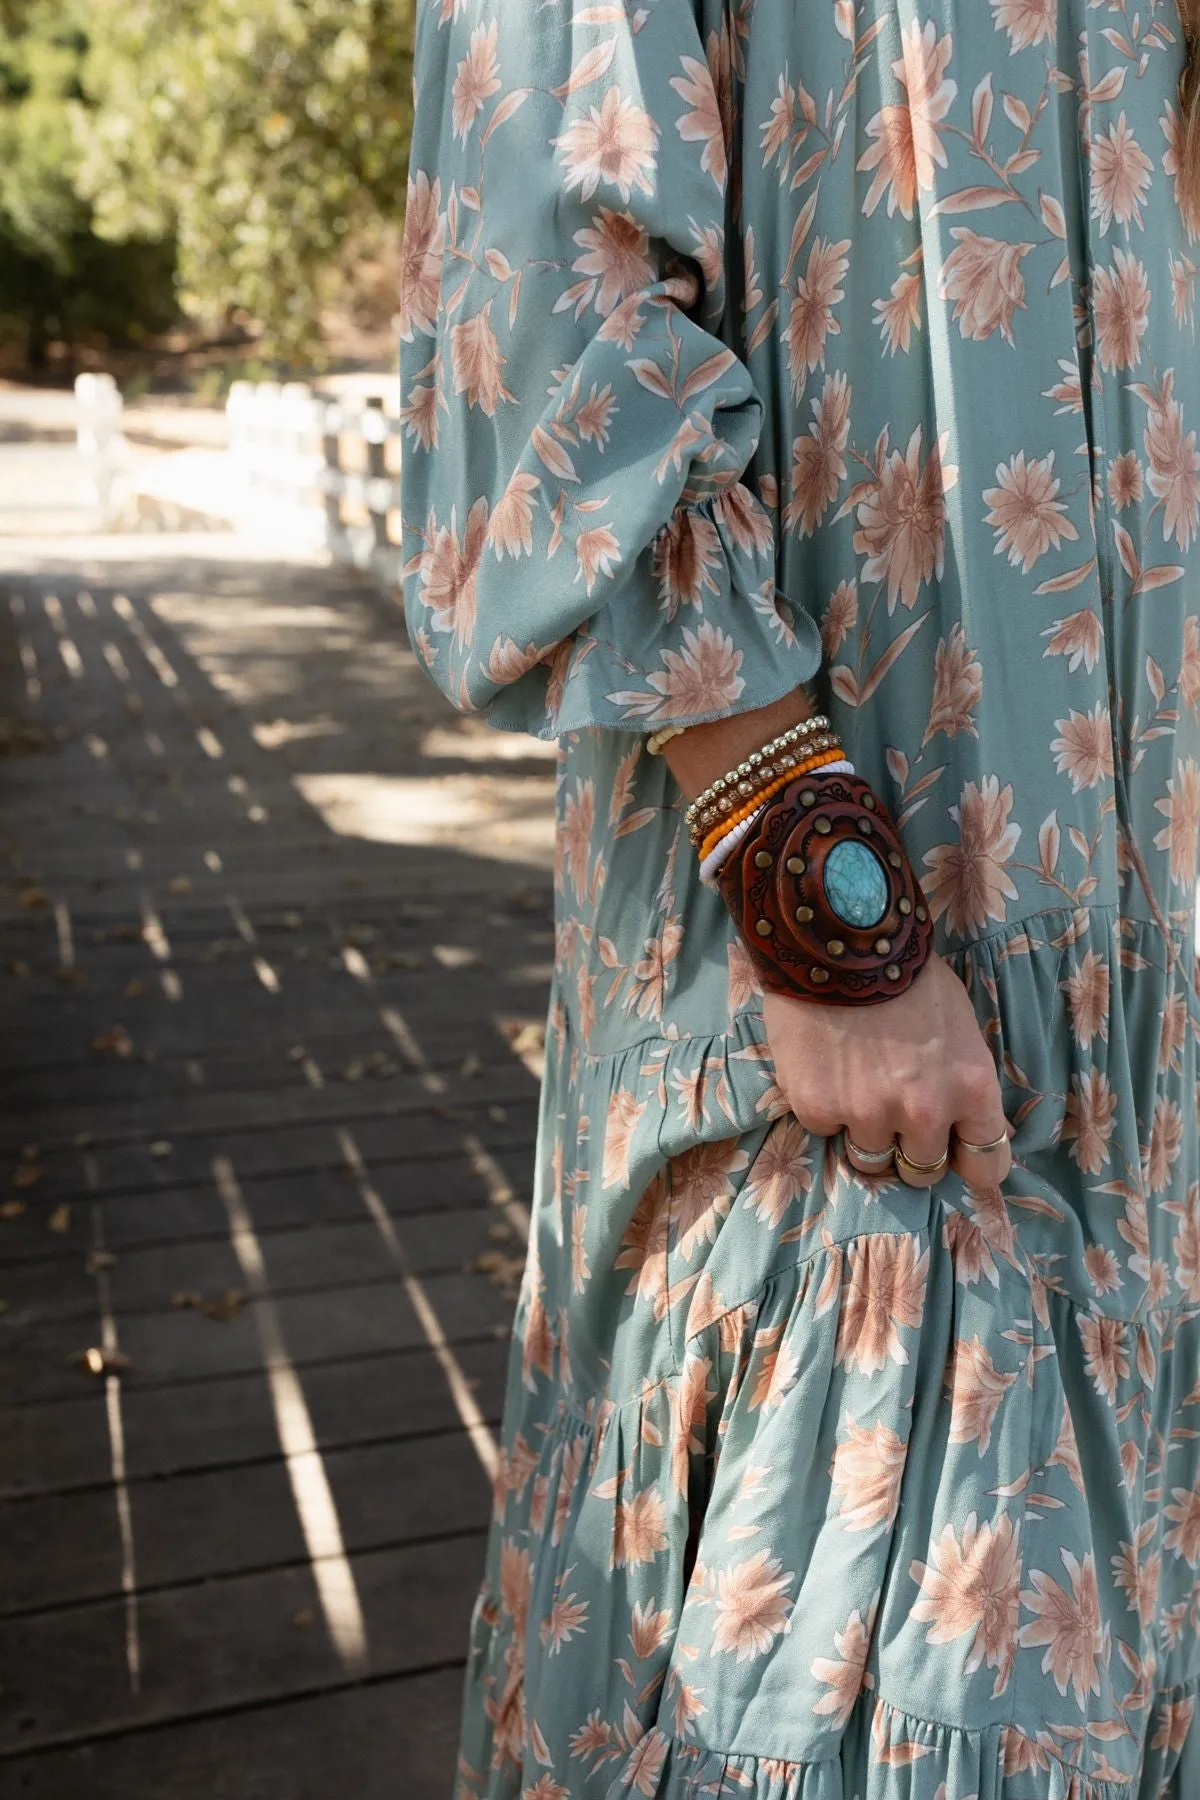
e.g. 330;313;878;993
0;0;176;365
79;0;417;356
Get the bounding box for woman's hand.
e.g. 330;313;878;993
763;953;1012;1188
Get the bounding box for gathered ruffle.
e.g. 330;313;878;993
598;1683;1200;1800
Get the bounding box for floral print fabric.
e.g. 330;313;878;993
399;0;1200;1795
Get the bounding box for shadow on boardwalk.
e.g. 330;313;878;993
0;537;555;1797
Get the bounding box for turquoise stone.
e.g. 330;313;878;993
822;839;889;928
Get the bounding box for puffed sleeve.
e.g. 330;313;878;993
398;0;822;740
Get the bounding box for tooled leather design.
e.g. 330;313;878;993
715;771;934;1005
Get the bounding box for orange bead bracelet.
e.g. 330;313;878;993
697;748;845;862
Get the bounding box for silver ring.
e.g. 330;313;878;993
845;1134;896;1168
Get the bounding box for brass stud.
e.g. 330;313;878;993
898;897;912;916
755;918;773;937
795;905;814;924
800;789;817;807
857;817;873;834
786;856;806;876
888;852;903;869
827;939;845;958
875;937;891;956
811;967;831;985
754;851;773;870
885;964;901;982
814;817;832;835
916;906;928;923
862;793;876;810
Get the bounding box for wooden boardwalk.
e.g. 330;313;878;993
0;539;554;1796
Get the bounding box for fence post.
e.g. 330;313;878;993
75;372;125;527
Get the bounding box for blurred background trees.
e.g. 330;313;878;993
0;0;416;380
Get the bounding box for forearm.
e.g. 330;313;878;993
661;688;817;803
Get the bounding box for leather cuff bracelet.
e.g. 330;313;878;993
714;770;933;1005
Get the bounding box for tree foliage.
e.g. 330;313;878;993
78;0;417;355
0;0;175;361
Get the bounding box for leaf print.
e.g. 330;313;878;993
611;1485;669;1570
938;231;1032;341
910;1513;1022;1696
742;1118;813;1226
990;0;1058;53
1061;1070;1118;1174
550;40;617;101
602;1088;646;1190
671;53;728;193
786;237;851;385
710;1550;794;1660
1153;759;1200;884
858;613;931;706
669;1140;748;1261
924;623;982;742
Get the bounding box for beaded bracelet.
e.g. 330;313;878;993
690;733;842;843
685;715;831;835
647;725;686;756
699;761;855;884
697;748;846;861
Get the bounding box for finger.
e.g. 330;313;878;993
785;1097;844;1141
950;1115;1013;1188
843;1124;897;1178
895;1123;952;1189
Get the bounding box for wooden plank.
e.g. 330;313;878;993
0;1532;487;1753
1;1271;515;1405
0;1144;532;1263
5;1207;514;1323
0;1666;466;1800
0;1102;538;1205
2;1428;491;1613
2;1338;507;1499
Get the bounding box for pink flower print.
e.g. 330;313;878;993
811;1595;879;1728
612;1485;669;1569
398;170;445;341
874;269;924;356
983;451;1079;571
1154;759;1200;885
911;1513;1022;1697
671;44;728;193
711;1550;794;1660
1061;949;1110;1050
857;21;957;219
1042;608;1104;674
653;509;724;618
575;524;621;597
925;624;982;743
1146;1097;1183;1195
822;579;859;657
610;621;746;722
853;425;957;612
601;1087;646;1190
1164;1481;1200;1566
922;776;1020;938
451;22;501;142
1144;395;1200;552
831;1417;909;1530
1050;704;1114;793
945;1335;1018;1454
786;238;851;386
1078;1311;1130;1401
1018;1550;1109;1708
556;88;659;203
939;232;1033;345
990;0;1058;52
416;496;489;647
836;1235;928;1375
1090;113;1153;234
1061;1070;1118;1175
1106;452;1144;511
784;371;852;536
569;208;656;317
1092;250;1150;373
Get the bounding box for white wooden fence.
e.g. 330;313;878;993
74;374;403;584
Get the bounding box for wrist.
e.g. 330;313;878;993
662;688;816;802
714;769;933;1006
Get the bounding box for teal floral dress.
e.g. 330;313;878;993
399;2;1200;1794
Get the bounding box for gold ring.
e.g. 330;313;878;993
956;1130;1010;1156
845;1135;896;1168
895;1146;950;1178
